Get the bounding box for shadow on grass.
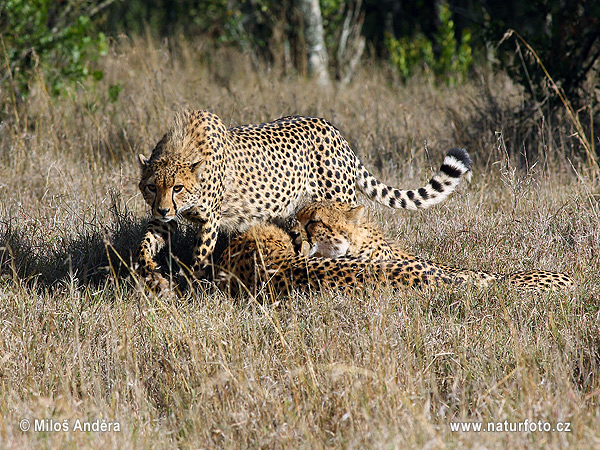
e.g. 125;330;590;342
0;193;200;290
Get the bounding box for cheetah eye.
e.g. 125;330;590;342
146;184;156;193
173;185;184;193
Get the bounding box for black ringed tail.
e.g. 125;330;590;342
355;147;472;210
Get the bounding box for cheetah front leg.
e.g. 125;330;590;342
137;218;177;291
190;218;219;280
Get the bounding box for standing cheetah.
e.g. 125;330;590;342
137;110;472;288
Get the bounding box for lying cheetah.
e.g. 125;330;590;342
216;212;573;296
216;223;470;297
292;201;574;290
292;199;416;260
137;110;472;288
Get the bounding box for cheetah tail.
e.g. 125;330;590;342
356;147;472;210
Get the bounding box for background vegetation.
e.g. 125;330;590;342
1;1;599;448
2;0;599;163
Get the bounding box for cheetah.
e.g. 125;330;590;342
292;199;416;260
137;109;472;288
291;201;574;290
216;223;470;297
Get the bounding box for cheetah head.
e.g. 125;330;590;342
138;155;206;222
138;109;226;222
292;201;365;258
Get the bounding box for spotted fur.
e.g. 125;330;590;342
137;110;472;284
216;224;469;297
292;201;574;290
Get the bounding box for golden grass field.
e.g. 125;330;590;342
1;35;599;448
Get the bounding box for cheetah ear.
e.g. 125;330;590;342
190;160;206;172
138;154;150;167
346;206;365;223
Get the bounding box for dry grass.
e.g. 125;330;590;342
1;35;599;449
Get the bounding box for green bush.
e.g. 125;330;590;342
0;0;108;97
385;2;472;84
385;32;434;81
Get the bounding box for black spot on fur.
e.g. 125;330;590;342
440;164;463;179
430;179;443;192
